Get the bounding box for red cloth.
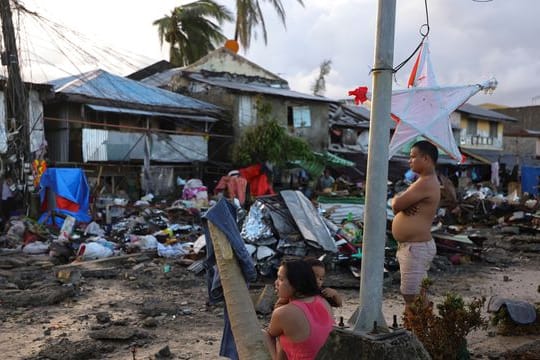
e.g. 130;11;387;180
279;296;334;360
239;164;274;197
55;196;80;212
40;190;80;213
214;175;248;205
348;86;368;105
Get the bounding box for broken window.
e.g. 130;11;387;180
238;95;254;127
489;122;497;139
467;119;477;136
288;106;311;128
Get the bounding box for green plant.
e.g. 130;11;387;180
404;281;487;360
231;99;313;166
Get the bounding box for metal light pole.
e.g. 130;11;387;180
353;0;397;332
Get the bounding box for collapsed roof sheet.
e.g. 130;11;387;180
280;190;337;253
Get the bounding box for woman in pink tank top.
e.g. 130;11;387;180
263;259;334;360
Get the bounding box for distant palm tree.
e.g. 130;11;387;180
153;0;233;67
311;59;332;96
234;0;304;50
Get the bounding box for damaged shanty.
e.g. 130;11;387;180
43;68;227;198
1;143;537;276
137;47;337;167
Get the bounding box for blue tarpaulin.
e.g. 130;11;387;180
39;168;92;225
521;166;540;196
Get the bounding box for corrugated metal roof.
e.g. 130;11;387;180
458;103;517;122
329;103;371;128
140;68;184;88
319;203;365;224
185;72;335;103
50;69;220;111
460;148;501;164
86;104;218;123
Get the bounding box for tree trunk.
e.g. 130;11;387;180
208;221;270;360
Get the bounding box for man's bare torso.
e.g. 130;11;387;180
392;175;440;243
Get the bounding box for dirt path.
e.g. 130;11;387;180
332;260;540;359
0;254;538;359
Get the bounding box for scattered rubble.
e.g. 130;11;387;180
0;172;538;358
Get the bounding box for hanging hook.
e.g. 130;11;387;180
420;23;430;38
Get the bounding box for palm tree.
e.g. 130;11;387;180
233;0;304;50
153;0;233;67
311;59;332;96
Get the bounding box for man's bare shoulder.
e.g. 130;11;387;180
413;174;440;192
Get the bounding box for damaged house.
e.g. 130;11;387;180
491;104;540;195
0;77;51;177
136;47;337;167
327;101;465;181
327;101;518;184
43;69;225;197
456;103;517;183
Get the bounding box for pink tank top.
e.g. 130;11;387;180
279;296;334;360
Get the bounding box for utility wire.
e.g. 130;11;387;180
370;0;431;75
7;1;157;86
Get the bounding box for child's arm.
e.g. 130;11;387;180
321;287;343;307
276;338;288;360
274;297;290;309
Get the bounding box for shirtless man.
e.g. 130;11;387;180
391;140;440;312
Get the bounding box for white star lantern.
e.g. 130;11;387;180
351;39;498;163
389;80;497;162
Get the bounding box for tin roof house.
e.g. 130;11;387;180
136;47;337;165
43;69;225;195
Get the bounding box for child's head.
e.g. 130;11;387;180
305;257;325;288
276;259;319;299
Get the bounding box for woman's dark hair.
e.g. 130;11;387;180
413;140;438;164
281;259;319;298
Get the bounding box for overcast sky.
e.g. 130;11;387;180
9;0;540;107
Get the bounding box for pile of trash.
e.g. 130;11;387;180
1;168;539;282
0;193;207;266
0;182;397;281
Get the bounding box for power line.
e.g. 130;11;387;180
8;2;159;84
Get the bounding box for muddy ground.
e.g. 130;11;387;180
0;244;539;360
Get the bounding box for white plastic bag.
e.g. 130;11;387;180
22;241;49;254
84;222;105;236
157;242;189;258
128;235;158;250
77;242;114;260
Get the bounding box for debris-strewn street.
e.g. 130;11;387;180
1;166;539;359
0;216;538;359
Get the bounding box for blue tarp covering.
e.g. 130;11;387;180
521;166;540;196
39;168;92;224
